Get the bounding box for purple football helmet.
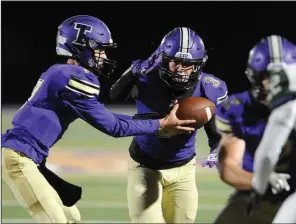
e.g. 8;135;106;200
56;15;117;78
246;35;296;101
158;27;207;91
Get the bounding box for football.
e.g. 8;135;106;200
176;96;216;129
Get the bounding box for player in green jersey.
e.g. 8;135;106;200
250;35;296;223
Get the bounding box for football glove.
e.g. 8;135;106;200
131;50;162;76
268;172;291;194
202;148;218;168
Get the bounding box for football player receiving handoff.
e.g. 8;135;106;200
110;27;228;223
1;16;196;224
214;35;296;224
251;36;296;223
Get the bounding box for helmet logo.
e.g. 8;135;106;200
175;52;192;59
72;23;93;46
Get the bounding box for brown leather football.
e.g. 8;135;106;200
176;97;216;129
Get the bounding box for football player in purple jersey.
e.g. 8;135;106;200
110;27;228;223
214;35;296;224
1;15;196;223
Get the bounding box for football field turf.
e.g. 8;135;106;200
1;106;232;223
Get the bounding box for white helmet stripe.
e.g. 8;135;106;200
179;27;190;53
268;35;283;63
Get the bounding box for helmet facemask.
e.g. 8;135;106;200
245;66;269;103
66;35;117;78
159;54;205;91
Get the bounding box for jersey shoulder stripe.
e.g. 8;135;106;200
217;91;228;104
215;115;233;135
66;76;100;98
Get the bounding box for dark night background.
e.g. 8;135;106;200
2;1;296;105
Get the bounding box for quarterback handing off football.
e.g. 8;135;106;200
176;97;216;129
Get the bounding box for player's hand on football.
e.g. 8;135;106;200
131;50;162;76
159;103;196;135
268;172;291;194
202;148;218;168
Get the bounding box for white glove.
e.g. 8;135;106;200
268;172;291;194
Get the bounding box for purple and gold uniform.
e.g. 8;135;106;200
1;15;163;224
2;64;160;164
132;71;227;166
110;27;228;223
215;91;269;172
214;93;295;223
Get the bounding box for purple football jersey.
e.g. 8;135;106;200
134;71;228;162
2;64;160;164
215;91;269;172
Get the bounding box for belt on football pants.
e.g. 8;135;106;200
129;138;196;170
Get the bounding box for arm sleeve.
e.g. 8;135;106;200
55;75;160;137
110;66;138;101
252;100;296;194
204;115;222;150
202;76;228;151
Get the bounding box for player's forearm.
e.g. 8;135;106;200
217;135;249;189
61;92;160;137
219;162;253;190
252;154;274;194
91;114;160;137
252;133;288;194
204;115;221;150
252;102;296;194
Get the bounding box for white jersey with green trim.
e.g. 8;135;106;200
267;63;296;109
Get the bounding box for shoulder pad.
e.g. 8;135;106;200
217;92;248;117
200;72;228;105
215;98;234;135
215;91;249;135
49;64;101;98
